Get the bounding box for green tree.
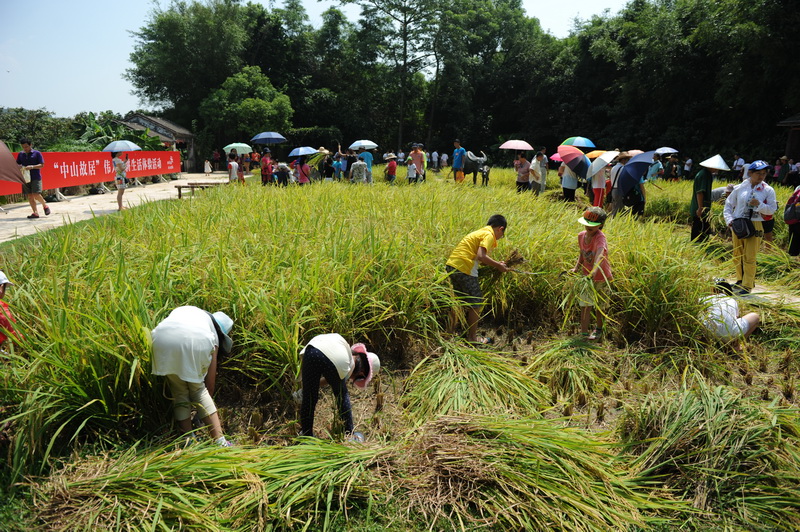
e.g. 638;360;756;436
199;66;293;143
126;0;247;125
339;0;440;148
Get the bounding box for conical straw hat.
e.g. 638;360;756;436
699;154;730;171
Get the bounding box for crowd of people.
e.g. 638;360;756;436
209;139;484;187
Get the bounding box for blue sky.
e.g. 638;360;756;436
0;0;628;118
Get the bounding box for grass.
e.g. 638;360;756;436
1;168;799;529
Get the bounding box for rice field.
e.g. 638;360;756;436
1;167;800;530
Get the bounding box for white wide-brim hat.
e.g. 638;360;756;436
699;154;730;171
212;311;234;354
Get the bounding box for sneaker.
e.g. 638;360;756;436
44;206;51;215
27;213;39;219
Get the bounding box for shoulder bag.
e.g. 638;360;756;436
731;208;756;239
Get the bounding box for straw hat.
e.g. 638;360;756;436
699;154;730;171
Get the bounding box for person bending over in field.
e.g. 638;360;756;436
446;214;510;344
295;334;380;440
151;306;234;446
700;280;760;352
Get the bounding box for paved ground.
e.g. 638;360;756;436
0;172;226;243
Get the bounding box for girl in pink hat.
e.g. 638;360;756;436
297;333;380;438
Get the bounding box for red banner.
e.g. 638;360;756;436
1;151;181;196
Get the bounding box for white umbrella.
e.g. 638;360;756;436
288;146;317;157
349;139;378;150
699;154;730;171
587;150;620;178
655;146;678;155
102;140;142;152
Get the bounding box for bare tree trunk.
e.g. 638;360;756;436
425;52;441;148
397;21;408;151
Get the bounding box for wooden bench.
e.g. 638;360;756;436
174;181;226;199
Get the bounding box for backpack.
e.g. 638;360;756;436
784;188;800;225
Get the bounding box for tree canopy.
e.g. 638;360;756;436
114;0;800;159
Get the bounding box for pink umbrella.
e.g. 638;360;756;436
550;153;563;162
0;141;25;186
499;139;535;151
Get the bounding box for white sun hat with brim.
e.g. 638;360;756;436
699;154;730;171
211;311;234;354
0;270;13;286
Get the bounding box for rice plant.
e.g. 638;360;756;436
525;337;610;405
35;440;383;531
400;415;679;530
402;344;549;421
619;372;800;530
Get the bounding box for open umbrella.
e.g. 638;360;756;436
499;139;535;151
550;153;563;162
557;145;590;179
288;146;317;158
224;142;252;153
584;150;606;160
103;140;142;152
655;146;678;155
349;139;378;150
251;132;287;145
617;150;656;195
588;150;620;178
561;136;595;149
0;141;25;186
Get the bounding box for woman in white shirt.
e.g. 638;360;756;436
723;161;777;294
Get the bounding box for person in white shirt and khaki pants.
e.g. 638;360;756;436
723;160;777;295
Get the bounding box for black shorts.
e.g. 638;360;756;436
762;218;775;234
446;265;483;309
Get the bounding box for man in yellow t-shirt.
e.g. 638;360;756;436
446;214;510;343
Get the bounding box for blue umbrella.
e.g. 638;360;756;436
561;136;596;149
251;131;287;145
618;150;656;195
288;146;317;158
102;140;142;152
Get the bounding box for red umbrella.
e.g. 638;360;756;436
0;141;25;186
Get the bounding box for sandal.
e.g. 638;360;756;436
588;328;602;341
470;336;493;346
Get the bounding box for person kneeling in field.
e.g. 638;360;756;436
151;306;234;446
446;214;510;344
700;280;759;352
296;334;380;440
